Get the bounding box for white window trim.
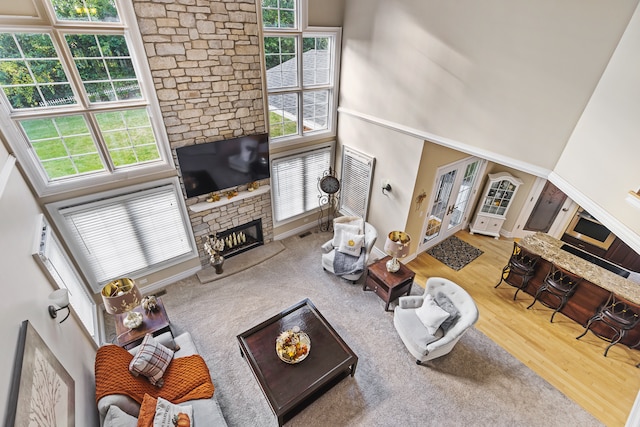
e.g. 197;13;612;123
0;0;174;197
261;0;341;148
270;140;335;227
32;214;99;346
46;177;198;289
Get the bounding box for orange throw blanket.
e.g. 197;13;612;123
95;345;214;405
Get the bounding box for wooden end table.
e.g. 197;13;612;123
237;299;358;426
363;256;415;311
114;297;172;350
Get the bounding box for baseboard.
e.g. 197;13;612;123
274;222;319;240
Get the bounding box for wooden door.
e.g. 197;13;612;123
524;181;567;233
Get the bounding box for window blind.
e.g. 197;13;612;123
272;146;331;222
339;146;375;218
59;184;193;287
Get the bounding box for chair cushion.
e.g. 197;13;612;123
129;334;174;387
435;292;459;332
337;231;365;256
332;223;362;247
394;306;443;352
415;294;451;335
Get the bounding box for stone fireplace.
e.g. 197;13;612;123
218;219;263;259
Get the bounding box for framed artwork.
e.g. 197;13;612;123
5;320;75;426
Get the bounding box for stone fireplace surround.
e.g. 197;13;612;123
186;181;273;267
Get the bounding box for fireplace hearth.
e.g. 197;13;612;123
219;219;264;259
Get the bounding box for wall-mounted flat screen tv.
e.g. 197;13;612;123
176;133;270;198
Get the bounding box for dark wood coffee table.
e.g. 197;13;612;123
237;299;358;426
114;297;172;350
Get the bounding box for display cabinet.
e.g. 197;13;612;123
470;172;523;239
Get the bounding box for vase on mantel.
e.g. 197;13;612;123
211;255;224;274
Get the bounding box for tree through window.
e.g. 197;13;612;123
0;0;169;194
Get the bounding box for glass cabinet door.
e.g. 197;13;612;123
481;179;517;215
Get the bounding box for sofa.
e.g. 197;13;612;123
97;331;227;426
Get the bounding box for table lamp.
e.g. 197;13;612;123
384;231;411;273
101;278;143;329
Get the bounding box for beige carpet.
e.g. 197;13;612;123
118;230;603;427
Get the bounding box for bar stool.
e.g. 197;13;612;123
495;242;540;300
526;263;582;322
576;293;640;357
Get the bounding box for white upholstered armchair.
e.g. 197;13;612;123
321;217;378;283
394;277;479;365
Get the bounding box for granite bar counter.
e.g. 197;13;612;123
510;232;640;347
520;233;640;304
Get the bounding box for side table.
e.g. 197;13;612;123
114;297;172;349
363;256;415;311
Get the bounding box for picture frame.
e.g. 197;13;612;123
5;320;75;426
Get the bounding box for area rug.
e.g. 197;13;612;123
426;235;484;270
106;231;601;427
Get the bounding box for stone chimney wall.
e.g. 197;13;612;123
132;0;272;266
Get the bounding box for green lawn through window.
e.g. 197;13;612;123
21;109;160;180
269;111;297;138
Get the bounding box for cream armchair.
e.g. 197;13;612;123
321;217;378;283
394;277;479;365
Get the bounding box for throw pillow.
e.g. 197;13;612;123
333;216;364;230
435;292;460;332
129;332;179;357
415;294;451;335
104;405;138;427
153;397;193;427
137;394;157;427
337;231;365;257
129;334;174;387
332;223;362;247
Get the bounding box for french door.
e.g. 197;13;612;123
419;157;485;251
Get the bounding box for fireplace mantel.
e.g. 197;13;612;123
189;185;270;213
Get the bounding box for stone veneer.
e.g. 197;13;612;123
132;0;272;266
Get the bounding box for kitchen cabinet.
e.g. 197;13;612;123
605;238;640;272
470;172;523;239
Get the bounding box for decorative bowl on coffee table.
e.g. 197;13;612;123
275;327;310;364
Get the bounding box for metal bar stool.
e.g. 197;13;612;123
576;292;640;357
526;263;582;322
495;242;540;300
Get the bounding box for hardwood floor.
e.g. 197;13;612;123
406;230;640;427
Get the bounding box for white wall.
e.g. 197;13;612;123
0;143;98;425
308;0;344;26
339;0;638;171
337;114;424;252
339;0;640;254
554;2;640;252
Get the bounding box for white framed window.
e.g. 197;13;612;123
34;214;99;343
339;146;375;219
0;0;172;196
47;178;198;291
271;142;333;224
261;0;341;146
